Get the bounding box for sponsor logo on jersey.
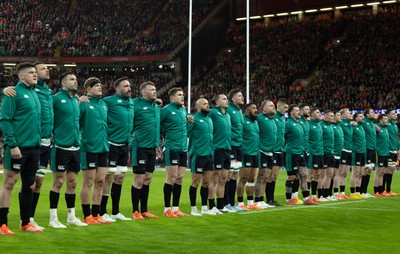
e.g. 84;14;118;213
118;100;122;103
200;119;204;122
143;107;148;110
171;112;176;115
139;160;146;164
172;159;178;164
197;168;203;172
110;161;116;166
246;162;251;166
216;164;222;169
58;165;66;171
24;94;29;98
13;164;21;170
61;99;66;103
89;106;94;109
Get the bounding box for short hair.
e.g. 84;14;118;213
16;62;35;74
244;103;255;112
386;108;395;115
378;114;387;122
212;94;225;104
299;103;309;109
324;110;333;115
364;108;373;116
33;61;45;67
58;71;76;85
353;112;362;121
310;107;320;115
332;110;340;115
260;100;272;110
277;98;288;106
288;104;299;114
228;89;241;102
139;81;155;93
168;87;183;97
340;108;349;115
114;77;129;88
84;77;101;89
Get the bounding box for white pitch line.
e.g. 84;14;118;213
241;200;366;215
322;206;400;212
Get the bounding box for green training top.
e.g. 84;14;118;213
273;111;286;152
209;107;231;150
340;118;353;151
285;117;304;155
332;123;344;156
0;81;41;148
320;120;334;154
352;122;366;153
308;119;323;156
362;117;377;150
242;114;259;156
103;94;134;144
257;113;277;152
188;111;213;157
226;102;243;147
52;89;80;148
130;97;160;149
387;119;399;152
298;116;309;153
80;95;109;153
35;79;54;139
161;102;188;152
376;123;390;157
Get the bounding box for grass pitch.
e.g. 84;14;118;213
1;170;400;254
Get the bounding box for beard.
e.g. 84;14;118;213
201;109;209;115
249;114;258;121
303;114;310;118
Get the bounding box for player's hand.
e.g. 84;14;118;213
10;147;22;159
350;121;357;126
187;115;194;123
79;95;90;103
375;125;381;132
155;98;163;106
3;86;16;97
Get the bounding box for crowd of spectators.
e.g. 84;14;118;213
1;0;219;57
191;6;400;110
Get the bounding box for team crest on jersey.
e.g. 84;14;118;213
313;126;316;128
13;164;21;170
200;119;204;122
61;99;66;103
118;100;122;103
23;94;29;98
197;168;203;172
58;165;66;171
143;107;148;110
246;162;251;166
232;111;236;114
246;121;250;124
89;163;96;167
324;126;327;128
218;112;222;115
171;112;176;115
35;88;40;92
293;123;296;126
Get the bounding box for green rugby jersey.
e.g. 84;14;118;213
298;116;309;153
332;123;344;156
257;113;276;152
376;123;390;157
273;111;286;152
285;117;304;155
340;119;353;151
103;94;134;144
320;120;334;154
308;119;323;156
362;117;377;150
161;102;188;152
226;102;243;147
352;122;366;153
80;95;109;153
35;79;54;139
130;98;161;149
188;111;213;157
242;114;259;156
209;107;231;150
0;81;41;148
387;119;399;152
52;89;80;148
